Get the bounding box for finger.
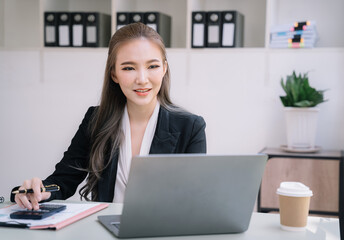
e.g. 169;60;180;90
17;182;33;209
41;192;51;201
31;178;43;210
27;193;40;210
14;194;25;209
21;180;31;190
37;179;51;201
17;194;32;210
32;177;43;202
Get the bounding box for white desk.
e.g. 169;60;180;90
0;201;340;240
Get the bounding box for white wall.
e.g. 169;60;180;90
1;48;343;201
265;49;344;149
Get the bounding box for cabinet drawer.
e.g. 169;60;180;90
261;158;339;212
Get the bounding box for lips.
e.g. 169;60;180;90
134;88;151;93
134;88;152;96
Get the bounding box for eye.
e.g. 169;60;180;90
122;66;134;71
148;65;160;69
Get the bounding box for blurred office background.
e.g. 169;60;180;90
1;0;343;201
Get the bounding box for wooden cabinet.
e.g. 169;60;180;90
259;148;343;217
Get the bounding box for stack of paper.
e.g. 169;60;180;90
270;21;318;48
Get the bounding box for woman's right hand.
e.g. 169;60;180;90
14;177;51;210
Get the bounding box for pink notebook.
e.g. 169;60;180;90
0;202;109;230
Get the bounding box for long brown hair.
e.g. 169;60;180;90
79;23;173;200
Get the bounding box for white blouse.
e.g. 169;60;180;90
113;102;160;203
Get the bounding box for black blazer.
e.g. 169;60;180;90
11;106;206;202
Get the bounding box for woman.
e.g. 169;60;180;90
12;23;206;210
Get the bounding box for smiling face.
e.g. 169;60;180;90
111;38;167;111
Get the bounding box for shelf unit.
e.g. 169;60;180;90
1;0;343;50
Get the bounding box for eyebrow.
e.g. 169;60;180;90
120;59;161;65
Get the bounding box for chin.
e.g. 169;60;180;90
133;98;157;107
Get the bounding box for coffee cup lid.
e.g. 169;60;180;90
276;182;313;197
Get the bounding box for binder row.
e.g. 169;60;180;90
44;12;111;47
192;11;244;48
116;12;172;48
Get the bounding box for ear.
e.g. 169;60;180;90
163;61;168;76
111;69;118;83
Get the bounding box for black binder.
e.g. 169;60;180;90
57;12;71;47
221;11;244;47
71;12;85;47
144;12;171;47
84;12;111;47
206;11;222;47
129;12;144;23
191;11;207;48
44;12;58;47
117;12;130;30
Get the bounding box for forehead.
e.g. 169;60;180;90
116;38;163;63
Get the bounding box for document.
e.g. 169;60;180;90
0;202;108;230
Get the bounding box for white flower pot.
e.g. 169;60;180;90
284;107;319;149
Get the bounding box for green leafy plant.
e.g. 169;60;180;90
280;71;326;107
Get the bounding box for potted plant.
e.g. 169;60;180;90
280;71;326;151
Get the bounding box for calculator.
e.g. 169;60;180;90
10;204;67;220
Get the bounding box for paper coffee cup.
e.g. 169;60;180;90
276;182;313;231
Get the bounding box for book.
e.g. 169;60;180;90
270;20;318;48
270;21;317;33
270;41;316;48
270;30;318;41
0;202;108;230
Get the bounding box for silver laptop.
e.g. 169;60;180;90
98;154;267;238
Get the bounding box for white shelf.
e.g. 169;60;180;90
43;0;111;14
267;0;344;48
42;47;109;52
188;0;266;48
1;0;344;49
267;47;344;54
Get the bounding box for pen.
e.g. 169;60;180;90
11;184;60;194
0;221;29;228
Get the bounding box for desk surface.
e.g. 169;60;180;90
0;201;340;240
260;147;343;159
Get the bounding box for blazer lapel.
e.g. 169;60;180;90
150;107;180;154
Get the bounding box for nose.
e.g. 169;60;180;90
135;68;148;85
